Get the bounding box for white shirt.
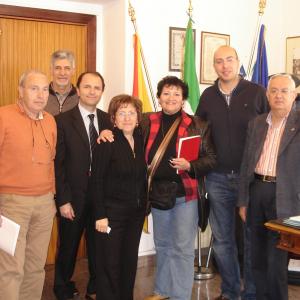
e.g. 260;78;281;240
78;103;99;141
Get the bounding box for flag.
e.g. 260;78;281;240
183;18;200;113
251;24;269;88
239;65;246;77
132;34;152;112
132;34;151;233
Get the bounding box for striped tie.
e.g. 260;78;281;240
88;114;98;155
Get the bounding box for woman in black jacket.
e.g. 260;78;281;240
91;94;146;300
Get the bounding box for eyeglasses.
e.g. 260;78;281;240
269;88;293;96
116;111;137;119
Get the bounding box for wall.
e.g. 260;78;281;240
101;0;288;110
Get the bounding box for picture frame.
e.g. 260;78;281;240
286;36;300;91
200;31;230;84
169;27;195;72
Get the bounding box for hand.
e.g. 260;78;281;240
0;209;2;227
169;157;191;172
239;206;247;223
59;203;75;220
97;130;114;144
95;218;109;233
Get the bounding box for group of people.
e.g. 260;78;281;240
0;44;299;300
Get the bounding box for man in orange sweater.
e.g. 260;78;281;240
0;70;57;300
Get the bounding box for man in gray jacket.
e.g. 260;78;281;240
45;50;78;116
238;73;300;300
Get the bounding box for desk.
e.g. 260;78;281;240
265;220;300;255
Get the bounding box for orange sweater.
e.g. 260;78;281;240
0;104;57;195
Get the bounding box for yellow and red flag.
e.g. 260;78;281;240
132;34;152;233
132;34;152;112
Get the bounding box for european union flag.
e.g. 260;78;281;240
251;24;269;88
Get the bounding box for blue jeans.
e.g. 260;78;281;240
206;172;256;300
152;197;198;300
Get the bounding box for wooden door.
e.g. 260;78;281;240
0;17;87;105
0;5;97;264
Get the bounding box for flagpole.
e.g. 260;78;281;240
246;0;267;78
128;1;157;111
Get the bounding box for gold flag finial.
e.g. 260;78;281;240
258;0;266;15
128;0;136;22
187;0;193;18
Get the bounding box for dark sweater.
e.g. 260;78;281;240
91;127;147;220
196;78;269;173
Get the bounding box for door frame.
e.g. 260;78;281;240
0;4;96;71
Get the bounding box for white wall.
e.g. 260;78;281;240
102;0;288;109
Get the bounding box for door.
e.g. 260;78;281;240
0;17;87;105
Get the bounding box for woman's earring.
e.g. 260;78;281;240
136;122;139;127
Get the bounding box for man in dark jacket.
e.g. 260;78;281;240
196;45;269;300
53;72;111;300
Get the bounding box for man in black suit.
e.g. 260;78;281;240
54;72;111;300
238;73;300;300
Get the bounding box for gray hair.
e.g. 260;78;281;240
50;50;75;69
267;73;296;90
19;70;48;87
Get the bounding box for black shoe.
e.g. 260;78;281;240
53;286;68;300
66;281;79;298
85;293;96;300
214;295;230;300
215;295;230;300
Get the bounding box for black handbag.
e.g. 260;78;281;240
148;180;178;210
146;117;181;212
197;176;210;232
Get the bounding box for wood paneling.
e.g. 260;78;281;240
0;17;87;106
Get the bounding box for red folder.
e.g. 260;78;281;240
177;135;201;174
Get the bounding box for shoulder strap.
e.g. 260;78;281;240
147;116;181;193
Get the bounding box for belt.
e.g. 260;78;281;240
254;173;276;183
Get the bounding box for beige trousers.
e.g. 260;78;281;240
0;193;56;300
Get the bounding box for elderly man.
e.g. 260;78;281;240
196;45;269;300
45;49;79;115
53;72;111;300
0;70;57;300
238;73;300;300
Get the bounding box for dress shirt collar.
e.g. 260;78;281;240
78;103;97;120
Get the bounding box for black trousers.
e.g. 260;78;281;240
249;179;288;300
54;199;96;295
95;205;145;300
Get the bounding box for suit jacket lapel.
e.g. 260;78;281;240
278;110;299;156
96;109;103;133
254;118;268;165
71;106;90;149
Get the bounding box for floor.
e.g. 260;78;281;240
42;257;300;300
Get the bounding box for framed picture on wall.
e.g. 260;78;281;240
286;36;300;91
200;31;230;84
169;27;195;72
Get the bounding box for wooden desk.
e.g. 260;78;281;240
265;221;300;255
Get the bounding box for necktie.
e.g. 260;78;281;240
88;114;98;154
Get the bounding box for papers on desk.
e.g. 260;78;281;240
0;216;20;256
283;215;300;228
288;259;300;272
